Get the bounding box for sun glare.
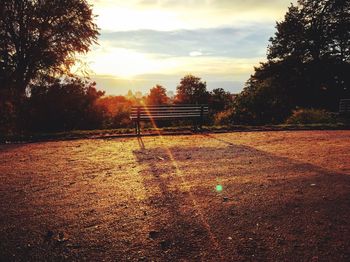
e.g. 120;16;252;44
83;44;261;81
80;0;296;91
95;6;186;32
87;47;179;78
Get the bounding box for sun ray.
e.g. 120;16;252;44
138;101;224;259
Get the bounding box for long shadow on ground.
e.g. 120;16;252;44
0;136;349;261
133;135;350;261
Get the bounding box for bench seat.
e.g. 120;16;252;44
130;105;208;135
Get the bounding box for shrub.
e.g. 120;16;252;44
286;108;336;124
110;107;132;128
26;77;105;132
214;109;234;125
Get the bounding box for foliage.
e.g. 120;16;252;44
94;81;236;129
146;85;169;105
25;77;105;132
209;88;234;112
97;96;133;115
232;61;302;124
94;80;237;129
0;0;98;134
213;109;234;125
110;107;132;128
233;0;350;124
285;108;336;124
0;0;99;99
1;70;239;135
96;96;133;128
268;0;350;63
175;75;209;104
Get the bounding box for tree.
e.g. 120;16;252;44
209;88;234;112
268;0;350;63
146;85;169;105
269;0;350;109
27;77;105;132
96;96;134;128
232;61;301;124
267;4;305;61
233;0;350;124
0;0;99;100
175;75;209;104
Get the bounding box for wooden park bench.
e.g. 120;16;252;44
339;99;350;114
130;104;208;135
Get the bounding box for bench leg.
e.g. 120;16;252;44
192;119;199;132
137;122;141;136
135;121;141;135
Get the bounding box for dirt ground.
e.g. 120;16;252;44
0;130;349;261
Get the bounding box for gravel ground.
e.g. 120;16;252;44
0;130;349;261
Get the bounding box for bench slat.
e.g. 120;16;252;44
131;104;208;134
130;112;209;116
130;111;209;115
131;109;208;113
132;105;207;108
135;104;206;107
131;115;205;119
131;115;208;119
131;108;208;112
131;112;208;116
131;111;208;115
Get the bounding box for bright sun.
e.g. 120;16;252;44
88;47;177;79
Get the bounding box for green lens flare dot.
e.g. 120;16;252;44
216;185;223;192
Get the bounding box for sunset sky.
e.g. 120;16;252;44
82;0;296;95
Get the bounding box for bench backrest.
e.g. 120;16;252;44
339;99;350;113
130;105;209;120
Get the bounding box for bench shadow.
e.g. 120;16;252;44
137;136;145;150
133;137;350;261
134;137;220;260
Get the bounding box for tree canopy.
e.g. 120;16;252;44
0;0;99;99
232;0;350;124
175;75;209;104
146;85;169;105
26;77;105;132
268;0;350;63
209;88;234;112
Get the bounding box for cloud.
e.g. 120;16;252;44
81;26;271;88
91;0;296;31
189;51;203;57
97;25;274;58
85;0;297;94
83;40;265;80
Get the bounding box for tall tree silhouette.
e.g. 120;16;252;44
268;0;350;63
233;0;350;124
0;0;99;100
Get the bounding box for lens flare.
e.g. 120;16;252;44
216;185;223;192
136;103;223;259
